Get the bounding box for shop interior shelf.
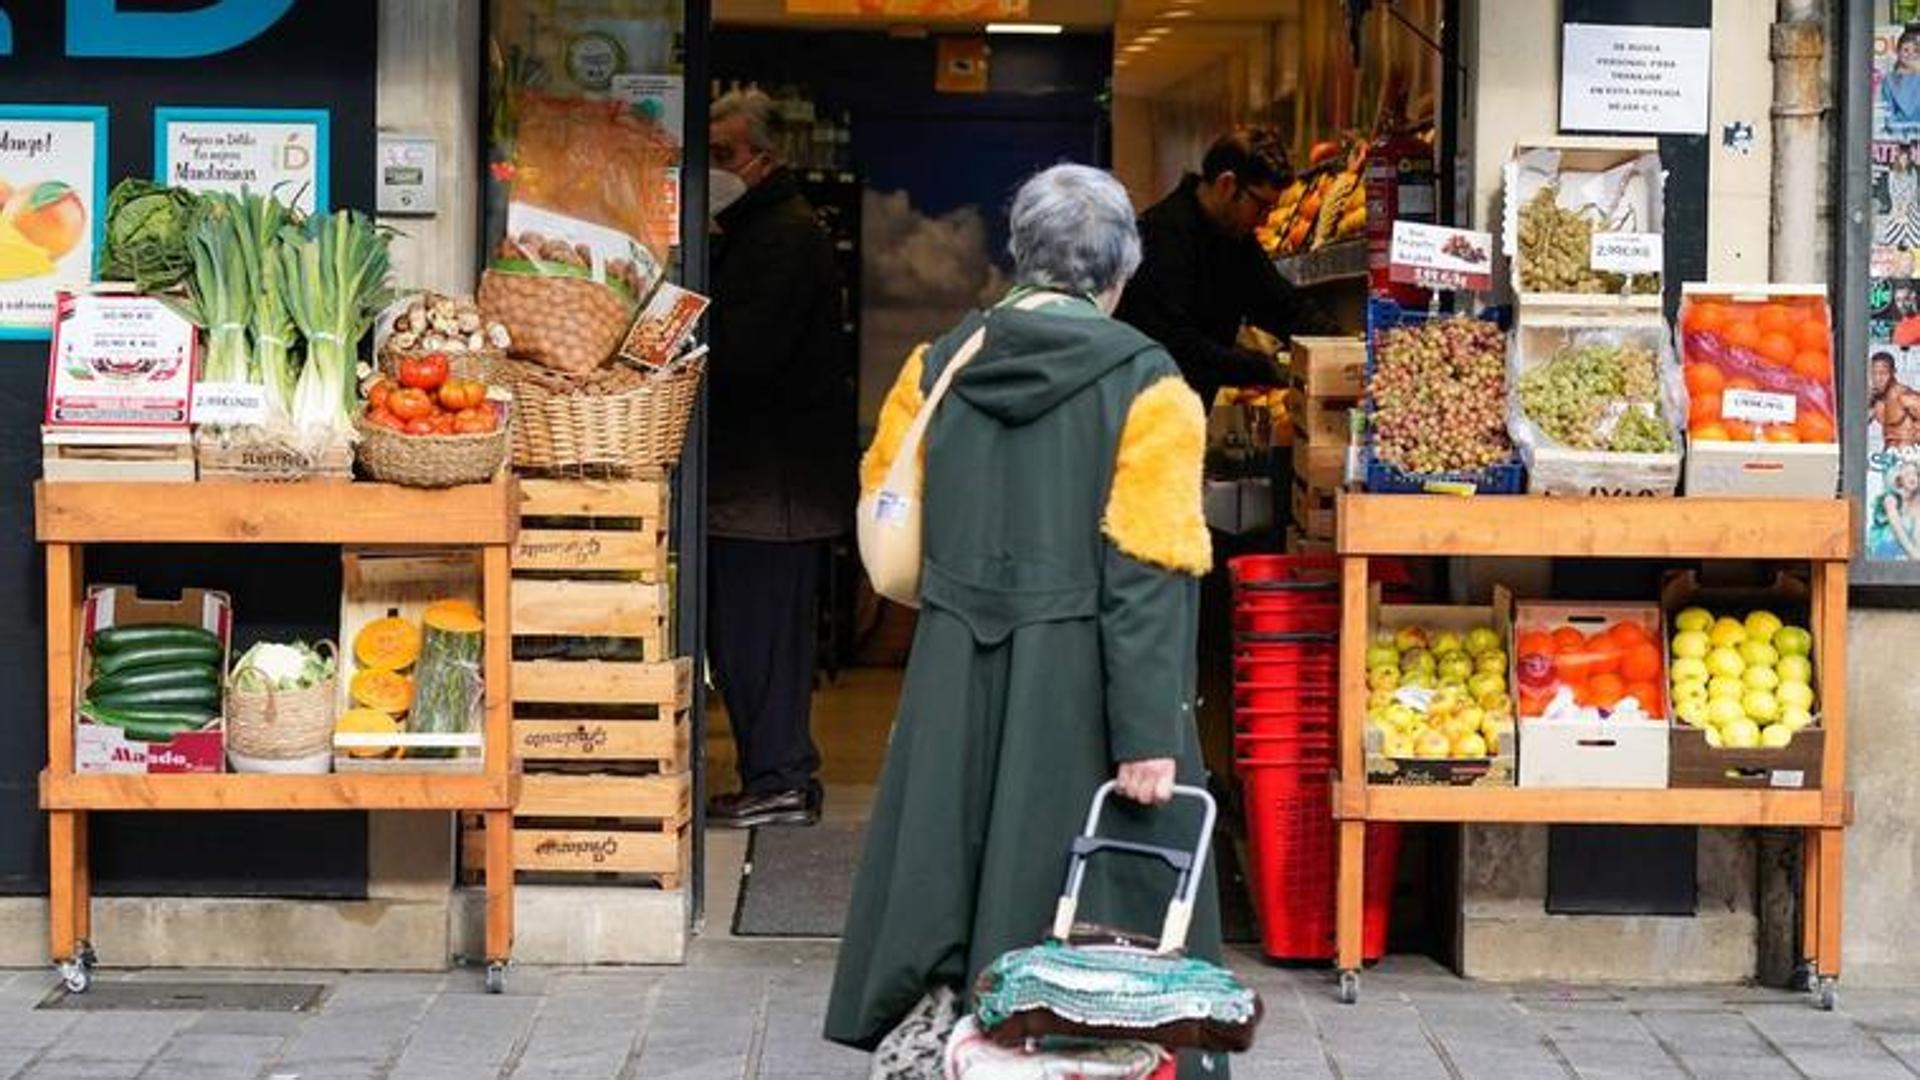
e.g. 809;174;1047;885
1337;493;1852;560
1350;783;1845;828
40;770;519;812
34;479;518;546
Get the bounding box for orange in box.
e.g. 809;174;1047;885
1512;602;1667;719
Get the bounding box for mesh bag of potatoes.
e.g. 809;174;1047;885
481;94;674;375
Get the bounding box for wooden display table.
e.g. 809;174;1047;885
1333;494;1853;1007
34;479;521;993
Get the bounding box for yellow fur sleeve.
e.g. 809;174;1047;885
860;345;927;496
1103;374;1212;576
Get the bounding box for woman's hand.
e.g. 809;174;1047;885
1115;758;1177;805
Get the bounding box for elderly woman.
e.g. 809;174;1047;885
826;164;1228;1078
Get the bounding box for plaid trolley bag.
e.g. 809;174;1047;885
961;782;1263;1072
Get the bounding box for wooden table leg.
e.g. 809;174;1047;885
485;808;513;964
1801;828;1821;975
73;811;91;949
1336;820;1365;971
1817;826;1844;979
49;812;77;964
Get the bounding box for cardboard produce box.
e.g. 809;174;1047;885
75;586;230;774
1503;137;1664;311
1514;600;1669;789
1364;585;1516;787
1511;308;1682;497
1661;571;1824;790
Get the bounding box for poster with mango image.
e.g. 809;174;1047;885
0;107;106;338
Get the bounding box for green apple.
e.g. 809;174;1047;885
1743;665;1781;692
1672;630;1712;660
1369;688;1397;711
1478;691;1514;718
1722;717;1762;749
1704;725;1726;748
1438;677;1468;694
1777;681;1815;712
1369;665;1400;692
1672;677;1710;705
1366;643;1401;670
1743;689;1780;723
1707;697;1748;729
1738;640;1780;669
1464;627;1502;658
1432;631;1464;656
1467;672;1506;701
1761;723;1794;749
1774;626;1813;658
1706;646;1747;679
1777;655;1813;686
1384;703;1417;731
1674;607;1714;633
1475;652;1508;676
1710;617;1749;648
1674;698;1710;728
1779;705;1815;731
1439;653;1475;682
1745;609;1785;645
1708;675;1746;701
1401;648;1436;674
1413;729;1451;759
1384;731;1416;758
1669;656;1710;683
1456;705;1487;731
1452;731;1489;758
1399;670;1435;690
1394;626;1429;652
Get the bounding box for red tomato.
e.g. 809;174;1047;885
398;353;450;392
388;388;433;421
368;379;392;411
366;408;404;432
431;412;455;435
404;418;435;436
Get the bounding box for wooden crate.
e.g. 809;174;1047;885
1289;336;1365;401
512;474;674;662
41;428;195;483
514;657;693;771
460;771;692;886
1292;481;1337;540
1291;395;1354;445
1293;440;1346;492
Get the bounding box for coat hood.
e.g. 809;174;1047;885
951;309;1157;426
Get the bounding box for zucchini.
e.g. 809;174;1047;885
86;663;219;699
92;641;222;679
88;683;220;710
92;624;220;654
80;703;215;742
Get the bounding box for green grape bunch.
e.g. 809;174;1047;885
1371;317;1513;475
1517;186;1661;296
1516;340;1675;453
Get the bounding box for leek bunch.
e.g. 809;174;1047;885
277;210;393;444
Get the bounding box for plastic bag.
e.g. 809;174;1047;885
1507;320;1685;496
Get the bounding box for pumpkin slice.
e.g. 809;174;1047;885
423;599;484;634
350;668;415;713
336;707;404;760
354;615;421;671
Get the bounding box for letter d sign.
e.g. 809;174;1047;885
65;0;296;59
281;134;311;173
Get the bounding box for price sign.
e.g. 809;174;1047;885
1590;231;1663;275
44;291;198;428
191;382;271;427
1723;389;1798;425
1389;221;1494;291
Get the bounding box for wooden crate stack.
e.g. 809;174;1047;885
460;474;692;888
1287;337;1364;555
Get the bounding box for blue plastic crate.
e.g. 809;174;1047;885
1362;298;1527;495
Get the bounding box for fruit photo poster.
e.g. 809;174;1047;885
0;105;105;339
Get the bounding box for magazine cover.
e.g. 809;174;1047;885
1877;24;1920;140
1868;346;1920;560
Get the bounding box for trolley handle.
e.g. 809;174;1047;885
1051;781;1218;955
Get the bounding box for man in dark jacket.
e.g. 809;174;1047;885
705;89;852;828
1116;128;1338;406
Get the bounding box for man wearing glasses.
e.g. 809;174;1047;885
1117;127;1338;407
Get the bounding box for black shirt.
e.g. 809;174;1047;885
1116;175;1338;405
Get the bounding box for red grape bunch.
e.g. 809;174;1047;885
1370;317;1512;475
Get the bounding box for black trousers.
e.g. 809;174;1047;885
708;537;824;795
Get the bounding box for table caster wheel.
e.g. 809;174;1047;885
484;962;506;995
58;960;90;994
76;940;97;970
1789;961;1814;994
1337;970;1359;1005
1815;977;1838;1012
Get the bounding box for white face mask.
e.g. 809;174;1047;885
710;168;748;217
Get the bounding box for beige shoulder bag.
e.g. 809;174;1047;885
857;293;1055;607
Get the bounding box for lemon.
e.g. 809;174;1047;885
1710;617;1749;648
1745;610;1785;645
1674;607;1714;633
1706;647;1747;679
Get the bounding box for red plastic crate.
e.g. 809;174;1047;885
1239;765;1398;963
1233;606;1341;636
1234;655;1337;690
1235;707;1337;740
1236;685;1337;712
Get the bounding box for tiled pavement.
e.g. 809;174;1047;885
3;942;1920;1079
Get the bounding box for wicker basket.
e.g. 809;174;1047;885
226;646;338;763
507;358;704;474
354;416;512;488
196;428;353;482
379;346;509;388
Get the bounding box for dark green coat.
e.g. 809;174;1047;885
826;296;1228;1077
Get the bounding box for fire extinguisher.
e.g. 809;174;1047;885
1365;91;1438;308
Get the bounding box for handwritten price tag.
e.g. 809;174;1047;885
191;382;271;427
1722;388;1797;425
1590;231;1663;275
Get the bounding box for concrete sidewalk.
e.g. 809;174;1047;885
1;942;1917;1079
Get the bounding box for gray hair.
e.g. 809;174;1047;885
1008;165;1142;299
712;89;781;155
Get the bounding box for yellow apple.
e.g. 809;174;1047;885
1674;607;1714;633
1777;655;1813;686
1776;681;1815;712
1708;676;1746;701
1778;706;1815;731
1743;666;1780;692
1707;697;1747;729
1742;689;1780;723
1774;626;1813;658
1761;723;1794;749
1452;731;1489;759
1722;717;1762;749
1706;647;1747;679
1710;617;1749;648
1745;610;1784;645
1671;630;1711;660
1414;730;1451;760
1669;656;1710;683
